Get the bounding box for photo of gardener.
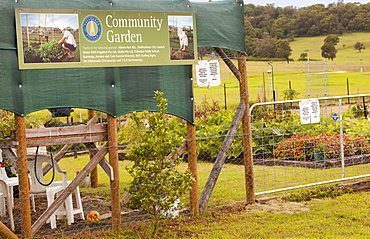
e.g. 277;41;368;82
20;13;80;63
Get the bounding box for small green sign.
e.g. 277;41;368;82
15;9;197;69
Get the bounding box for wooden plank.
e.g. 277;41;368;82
0;221;18;239
25;134;107;147
199;101;246;212
85;142;114;181
42;144;72;175
1;148;18;174
214;47;241;81
32;143;109;235
0;139;15;148
24;124;107;138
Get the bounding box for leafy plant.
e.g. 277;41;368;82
125;91;194;237
23;46;40;63
38;40;66;62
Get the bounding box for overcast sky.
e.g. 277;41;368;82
244;0;369;8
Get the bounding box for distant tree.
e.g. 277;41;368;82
324;34;340;45
275;39;292;63
354;41;365;52
251;37;277;58
298;52;308;61
321;43;337;60
321;35;340;60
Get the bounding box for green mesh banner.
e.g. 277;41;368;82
0;0;245;123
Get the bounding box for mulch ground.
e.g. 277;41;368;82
2;193;152;238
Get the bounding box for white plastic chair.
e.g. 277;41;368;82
0;179;14;231
28;154;84;228
0;149;18;210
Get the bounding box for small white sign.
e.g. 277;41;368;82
196;60;221;87
299;99;320;124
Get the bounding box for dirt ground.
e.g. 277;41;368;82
3;193;151;238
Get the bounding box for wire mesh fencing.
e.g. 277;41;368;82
2;93;370;236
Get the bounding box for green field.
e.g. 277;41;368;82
194;32;370;108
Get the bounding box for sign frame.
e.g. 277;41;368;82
15;8;197;69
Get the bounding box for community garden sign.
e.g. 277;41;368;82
16;9;197;69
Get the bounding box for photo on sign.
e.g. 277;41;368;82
168;15;194;61
20;13;80;64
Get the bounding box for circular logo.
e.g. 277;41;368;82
82;15;102;42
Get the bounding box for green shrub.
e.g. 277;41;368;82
126;91;193;227
38;40;66;62
23;46;40;63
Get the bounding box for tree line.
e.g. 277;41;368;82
244;1;370;59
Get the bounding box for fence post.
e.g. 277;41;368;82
187;122;199;215
238;53;255;204
88;109;99;188
15;114;32;238
107;115;121;228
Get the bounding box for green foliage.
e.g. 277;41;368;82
282;88;300;100
282;186;353;202
320;35;340;61
125;91;194;226
298;52;308;61
196;110;243;160
354;41;365;52
275;39;292;63
23;46;40;63
38;40;66;62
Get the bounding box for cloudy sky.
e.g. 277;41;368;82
244;0;368;8
190;0;369;8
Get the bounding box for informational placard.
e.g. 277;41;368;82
299;99;320;124
195;60;221;87
15;9;197;69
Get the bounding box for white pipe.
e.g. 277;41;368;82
256;174;370;196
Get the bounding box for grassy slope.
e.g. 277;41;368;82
194;32;370;107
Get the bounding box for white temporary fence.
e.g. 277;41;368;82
250;93;370;196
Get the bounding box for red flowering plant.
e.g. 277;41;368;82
274;133;370;161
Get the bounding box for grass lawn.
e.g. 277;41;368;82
194;32;370;108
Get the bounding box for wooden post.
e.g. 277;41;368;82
88;109;99;188
199;101;246;211
0;221;18;239
238;53;255;204
187;122;199;215
107;115;121;228
15;114;32;238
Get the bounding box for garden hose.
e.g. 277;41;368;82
34;146;55;186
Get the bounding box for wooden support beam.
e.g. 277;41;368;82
238;52;255;204
43;117;100;175
15;114;32;238
88;111;99;188
214;47;241;81
164;141;187;163
0;221;18;239
187;122;199;215
199;101;246;212
31;144;109;235
1;148;18;174
107;115;121;228
85;142;114;181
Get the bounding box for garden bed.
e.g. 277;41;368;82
253;154;370;169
